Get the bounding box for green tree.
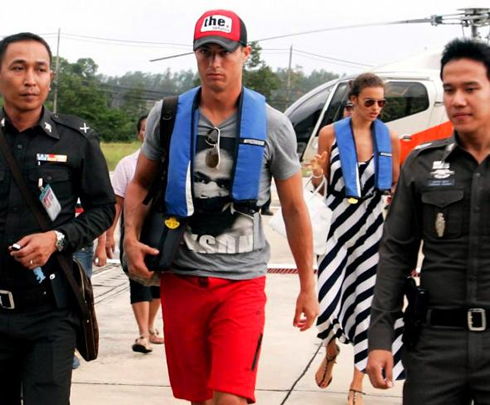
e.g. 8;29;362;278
37;52;341;141
48;58;135;141
302;69;339;92
273;67;339;111
51;58;107;120
243;41;280;102
102;69;198;115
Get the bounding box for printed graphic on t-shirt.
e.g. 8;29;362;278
182;133;255;254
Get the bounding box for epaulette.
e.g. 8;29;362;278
51;113;96;138
411;137;453;156
402;137;454;168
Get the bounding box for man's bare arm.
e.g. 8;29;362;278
275;172;319;331
123;153;161;278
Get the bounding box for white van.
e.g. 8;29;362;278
285;50;453;164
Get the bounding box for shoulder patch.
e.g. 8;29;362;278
51;113;96;138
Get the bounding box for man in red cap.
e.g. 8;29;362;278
124;9;318;404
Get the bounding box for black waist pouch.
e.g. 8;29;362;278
140;209;189;272
403;277;428;349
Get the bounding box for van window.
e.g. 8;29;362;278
320;82;349;127
382;82;429;122
286;85;332;156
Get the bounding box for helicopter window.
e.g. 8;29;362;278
382;82;429;122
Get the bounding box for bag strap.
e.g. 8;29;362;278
305;176;327;198
0;127;89;318
142;95;179;206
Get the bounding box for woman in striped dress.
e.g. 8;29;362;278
311;73;401;405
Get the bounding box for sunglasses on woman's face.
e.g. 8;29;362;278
363;98;387;108
205;127;221;168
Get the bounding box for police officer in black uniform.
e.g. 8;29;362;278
366;38;490;404
0;33;115;404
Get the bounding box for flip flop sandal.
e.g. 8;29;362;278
132;336;152;353
315;344;340;389
149;330;164;344
347;389;366;405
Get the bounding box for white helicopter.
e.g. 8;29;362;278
284;7;490;163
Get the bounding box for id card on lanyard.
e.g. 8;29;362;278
39;184;62;221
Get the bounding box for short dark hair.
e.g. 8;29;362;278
137;114;148;132
349;73;385;98
440;38;490;81
0;32;52;66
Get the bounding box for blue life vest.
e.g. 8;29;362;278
333;117;392;200
165;86;267;217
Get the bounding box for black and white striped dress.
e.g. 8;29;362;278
316;141;405;379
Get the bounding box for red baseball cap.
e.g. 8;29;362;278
193;9;247;52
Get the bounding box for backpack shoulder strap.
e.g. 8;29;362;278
159;95;178;150
142;96;179;206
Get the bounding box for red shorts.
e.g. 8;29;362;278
160;273;266;403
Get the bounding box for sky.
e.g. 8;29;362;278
1;0;488;78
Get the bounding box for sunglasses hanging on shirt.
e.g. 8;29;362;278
205;127;221;169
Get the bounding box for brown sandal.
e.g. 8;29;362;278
315;344;340;389
347;389;365;405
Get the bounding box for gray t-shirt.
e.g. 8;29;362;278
142;99;300;279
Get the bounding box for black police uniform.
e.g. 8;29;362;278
0;107;115;405
368;134;490;404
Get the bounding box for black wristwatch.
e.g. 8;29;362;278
54;230;67;252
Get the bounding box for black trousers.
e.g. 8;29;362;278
403;325;490;405
0;303;79;405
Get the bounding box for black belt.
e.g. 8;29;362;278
0;284;53;311
428;308;489;332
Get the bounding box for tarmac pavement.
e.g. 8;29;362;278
71;210;404;405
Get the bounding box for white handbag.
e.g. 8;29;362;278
269;177;332;256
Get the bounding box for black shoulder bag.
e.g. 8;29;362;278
0;128;98;362
138;96;190;273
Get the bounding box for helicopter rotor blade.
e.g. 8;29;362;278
149;8;490;63
255;19;434;42
256;10;490;43
150;51;193;62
